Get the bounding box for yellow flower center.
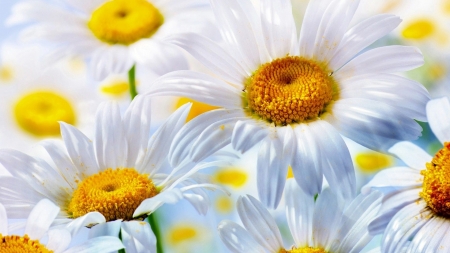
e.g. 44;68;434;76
14;91;76;137
88;0;164;45
401;19;435;40
100;81;129;97
244;56;337;126
215;195;234;214
355;152;394;174
280;246;327;253
213;167;248;188
68;168;158;221
168;226;197;245
0;234;52;253
420;142;450;218
176;97;220;122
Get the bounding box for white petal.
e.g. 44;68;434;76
335;46;423;80
388;142;431;170
237;195;283;252
146;70;242;108
311;121;356;200
60;122;99;176
285;180;314;247
257;128;293;208
218;220;268;253
120;220;156;253
291;123;323;196
46;229;71;253
165;33;247;85
133;189;183;217
411;218;448;253
231;120;269;153
260;0;298;59
361;167;422;193
25;199;60;240
313;0;360;63
64;212;106;236
89;220;122;238
329;14;401;70
0;203;8;235
138;103;191;174
427;97;450;144
90;46;134;81
62;236;124;253
94;102;127;169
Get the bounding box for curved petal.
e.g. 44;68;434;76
237;195;284;252
25;199;60;240
89;46;134;81
361;167;422;193
329;14;401;70
388;142;431;170
285;180;314;247
120;220;156;253
94;102;127;169
89;220;122;238
409;218;447;253
60;122;99;177
0;203;8;235
231;120;269;153
218;220;268;253
46;229;71;253
62;236;124;253
146;70;242;108
335;46;423;80
427;97;450;144
64;212;106;236
133;189;184;217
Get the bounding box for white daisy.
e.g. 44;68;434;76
0;42;100;151
218;180;383;253
146;0;430;207
362;96;450;252
0;199;124;252
7;0;214;80
0;95;224;252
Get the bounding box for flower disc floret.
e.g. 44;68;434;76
0;234;52;253
68;168;158;221
88;0;164;45
420;142;450;217
244;56;336;125
280;246;327;253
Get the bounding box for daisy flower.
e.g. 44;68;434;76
0;95;224;252
0;199;124;252
146;0;430;207
363;96;450;252
7;0;214;80
218;180;383;253
0;42;99;151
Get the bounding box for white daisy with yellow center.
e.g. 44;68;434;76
0;199;124;253
218;180;382;253
363;96;450;252
0;43;100;151
147;0;430;208
7;0;211;80
0;95;224;252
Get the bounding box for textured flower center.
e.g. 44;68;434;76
420;142;450;217
280;246;326;253
0;234;52;253
68;168;158;221
88;0;164;45
244;56;336;125
14;91;75;137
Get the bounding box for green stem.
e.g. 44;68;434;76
128;65;138;100
118;229;126;253
149;212;164;253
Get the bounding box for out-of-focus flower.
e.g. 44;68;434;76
0;199;124;253
0;95;225;253
7;0;214;80
0;43;100;151
363;96;450;252
218;180;382;253
147;0;430;208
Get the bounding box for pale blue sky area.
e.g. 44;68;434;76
0;1;23;42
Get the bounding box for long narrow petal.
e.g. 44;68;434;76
46;229;71;253
94;102;127;169
388;142;430;170
427;97;450;144
121;221;156;253
62;236;124;253
218;220;267;253
64;212;106;236
0;203;8;235
133;189;184;217
25;199;60;240
89;220;122;238
361;167;422;192
231;120;269;153
409;218;449;253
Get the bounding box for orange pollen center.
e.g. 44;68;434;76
420;142;450;217
280;246;327;253
244;56;336;126
68;168;158;221
0;234;52;253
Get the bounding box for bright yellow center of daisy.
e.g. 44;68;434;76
0;234;52;253
244;56;336;125
420;142;450;218
68;168;158;221
280;246;326;253
14;91;76;137
88;0;164;45
402;19;435;40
